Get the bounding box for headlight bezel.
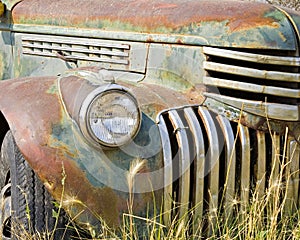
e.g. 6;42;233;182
79;84;141;149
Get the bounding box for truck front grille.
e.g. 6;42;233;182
157;106;300;228
203;47;300;107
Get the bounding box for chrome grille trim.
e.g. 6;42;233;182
168;110;191;219
204;61;300;82
203;47;300;116
239;125;251;207
157;115;173;225
204;92;300;121
203;46;300;66
285;140;300;212
204;76;300;98
216;115;236;216
158;106;300;226
184;108;205;219
198;107;220;217
21;34;130;65
256;131;266;199
271;134;281;184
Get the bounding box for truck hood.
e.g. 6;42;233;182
11;0;299;50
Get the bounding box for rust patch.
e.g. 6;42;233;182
12;0;280;32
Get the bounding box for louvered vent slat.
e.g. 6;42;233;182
22;34;130;65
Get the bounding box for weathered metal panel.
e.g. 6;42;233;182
11;0;297;49
277;7;300;43
0;30;12;80
145;43;206;92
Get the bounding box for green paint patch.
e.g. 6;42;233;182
47;83;58;94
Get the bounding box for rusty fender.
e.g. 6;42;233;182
0;68;205;230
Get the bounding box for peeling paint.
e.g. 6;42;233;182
10;0;297;49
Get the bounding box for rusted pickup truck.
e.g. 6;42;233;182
0;0;299;238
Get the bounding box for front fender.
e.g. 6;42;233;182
0;73;165;230
0;66;206;230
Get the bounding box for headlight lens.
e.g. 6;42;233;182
80;86;141;148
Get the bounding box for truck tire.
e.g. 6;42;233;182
0;131;73;239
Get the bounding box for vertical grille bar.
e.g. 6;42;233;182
169;110;190;219
270;134;281;184
216;115;236;216
285;139;300;212
198;107;220;219
290;140;300;206
238;125;251;208
256;131;266;198
157;115;173;225
184;108;205;224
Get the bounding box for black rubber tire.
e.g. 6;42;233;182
0;131;75;239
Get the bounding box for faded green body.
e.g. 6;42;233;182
0;0;299;232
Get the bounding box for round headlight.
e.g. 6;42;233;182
80;86;141;148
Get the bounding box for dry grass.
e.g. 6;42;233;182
31;150;299;240
10;121;300;239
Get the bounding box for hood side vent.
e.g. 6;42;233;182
22;34;130;65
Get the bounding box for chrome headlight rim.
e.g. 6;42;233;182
79;84;141;148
